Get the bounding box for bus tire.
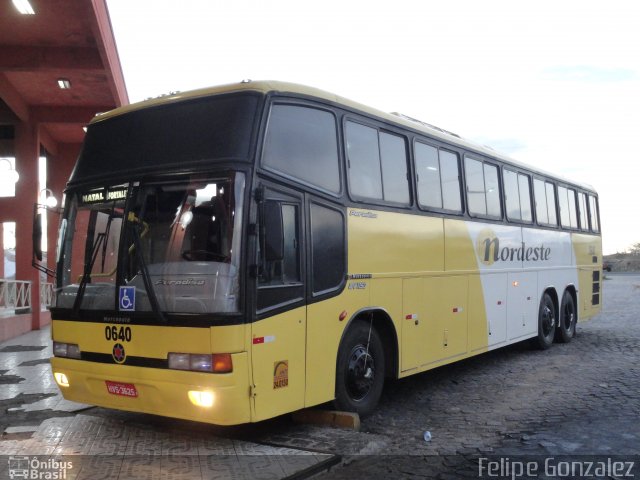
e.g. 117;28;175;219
556;290;576;343
535;292;556;350
334;321;385;416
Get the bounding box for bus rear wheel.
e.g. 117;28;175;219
535;292;556;350
334;321;385;416
556;290;576;343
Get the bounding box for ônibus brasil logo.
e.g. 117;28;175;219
476;229;551;266
8;456;73;479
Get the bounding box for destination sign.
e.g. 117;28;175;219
80;187;128;205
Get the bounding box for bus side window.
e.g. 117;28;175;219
518;174;532;222
465;157;501;219
504;169;521;220
440;150;462;212
578;192;589;231
346;121;383;200
503;170;532;223
259;202;300;286
256;193;305;313
533;179;548;225
545;182;558;226
589;195;600;233
558;186;571;228
263;104;340;194
484;164;501;217
379;132;410;204
415;143;462;213
310;202;345;296
415;142;442;209
346;121;410;205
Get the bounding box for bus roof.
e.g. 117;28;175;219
91;80;596;193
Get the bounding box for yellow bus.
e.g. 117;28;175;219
47;81;602;425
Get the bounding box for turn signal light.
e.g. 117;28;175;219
212;354;233;373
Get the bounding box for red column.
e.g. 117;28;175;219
13;121;41;329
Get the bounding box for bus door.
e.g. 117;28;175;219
251;185;307;421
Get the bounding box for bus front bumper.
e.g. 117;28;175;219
50;354;251;426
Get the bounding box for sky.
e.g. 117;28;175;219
106;0;640;255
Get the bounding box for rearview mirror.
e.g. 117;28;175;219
32;203;59;277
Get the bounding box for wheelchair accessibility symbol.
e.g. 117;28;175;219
119;286;136;311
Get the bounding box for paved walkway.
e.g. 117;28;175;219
0;328;334;480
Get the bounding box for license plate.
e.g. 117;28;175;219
105;381;138;397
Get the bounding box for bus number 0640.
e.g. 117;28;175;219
105;326;132;342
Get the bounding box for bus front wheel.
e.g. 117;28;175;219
334;321;385;416
556;290;576;343
535;292;556;350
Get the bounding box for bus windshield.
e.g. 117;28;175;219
56;172;245;315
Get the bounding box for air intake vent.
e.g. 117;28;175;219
592;270;601;306
390;112;460;138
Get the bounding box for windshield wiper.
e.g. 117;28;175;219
72;232;106;314
129;216;167;324
100;214;112;272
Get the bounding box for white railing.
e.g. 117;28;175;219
0;279;32;315
41;282;54;309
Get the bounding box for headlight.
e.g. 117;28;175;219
53;342;81;359
168;353;232;373
190;354;212;371
167;353;190;370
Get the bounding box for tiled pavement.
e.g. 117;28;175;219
0;328;335;480
0;328;88;414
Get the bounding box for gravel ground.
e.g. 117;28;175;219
2;273;638;479
255;274;640;478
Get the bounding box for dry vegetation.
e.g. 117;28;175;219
604;252;640;272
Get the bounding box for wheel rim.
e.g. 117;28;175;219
542;302;555;337
562;300;575;332
346;344;375;401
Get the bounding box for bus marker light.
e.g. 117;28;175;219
188;390;214;408
252;336;275;345
339;310;348;321
54;372;69;387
